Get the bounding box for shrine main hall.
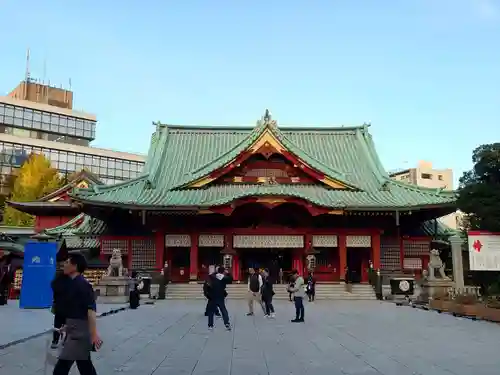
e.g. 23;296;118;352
12;111;456;283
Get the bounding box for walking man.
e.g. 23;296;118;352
206;266;232;330
261;269;275;318
246;267;262;316
288;269;305;323
52;254;102;375
51;268;70;348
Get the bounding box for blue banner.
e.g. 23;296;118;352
19;242;57;309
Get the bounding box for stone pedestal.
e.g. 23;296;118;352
421;279;455;300
95;276;129;304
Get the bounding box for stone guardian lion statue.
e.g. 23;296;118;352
428;248;449;280
107;248;124;277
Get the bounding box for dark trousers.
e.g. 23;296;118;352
205;300;221;316
129;290;140;309
307;289;315;302
294;297;304;320
53;357;97;375
207;298;229;327
52;314;66;344
263;295;274;315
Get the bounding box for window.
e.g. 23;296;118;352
23;109;33;121
421;173;432;180
5;105;14;117
438;175;443;181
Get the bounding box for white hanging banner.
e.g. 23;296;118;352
468;232;500;271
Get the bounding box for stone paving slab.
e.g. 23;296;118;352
0;300;127;348
0;300;499;374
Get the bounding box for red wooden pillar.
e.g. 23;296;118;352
292;249;300;273
371;233;381;270
339;234;347;281
399;237;405;271
155;231;165;271
99;238;107;264
189;233;199;281
127;239;132;270
233;253;240;281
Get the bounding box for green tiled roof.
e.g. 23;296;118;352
44;213;106;248
417;219;457;237
72;116;456;210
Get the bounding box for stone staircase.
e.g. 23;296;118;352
165;282;377;300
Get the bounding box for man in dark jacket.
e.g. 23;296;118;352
206;266;232;330
261;269;275;318
51;269;71;348
203;278;221;317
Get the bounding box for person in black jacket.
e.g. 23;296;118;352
50;268;71;348
306;272;316;302
261;269;275;318
206;266;232;330
203;277;221;317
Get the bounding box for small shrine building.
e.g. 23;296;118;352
11;111;456;283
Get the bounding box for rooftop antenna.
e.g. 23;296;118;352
25;48;31;82
42;58;46;84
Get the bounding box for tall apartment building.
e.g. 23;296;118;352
0;78;146;196
389;161;459;229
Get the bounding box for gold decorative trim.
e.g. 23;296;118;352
327;210;344;215
249;130;285;153
255;197;287;204
320;177;350;189
76;181;89;189
197;209;213;215
188;177;216;188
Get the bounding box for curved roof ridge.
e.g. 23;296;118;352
190;121;264;175
71;175;149;197
44;213;86;234
387;178;457;196
275;131;359;189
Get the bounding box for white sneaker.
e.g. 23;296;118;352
270;313;276;318
264;314;270;318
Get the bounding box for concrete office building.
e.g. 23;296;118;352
389;161;460;230
389;161;453;191
0;79;145;195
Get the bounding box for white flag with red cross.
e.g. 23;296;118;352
467;231;500;271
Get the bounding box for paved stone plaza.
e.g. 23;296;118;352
0;300;499;375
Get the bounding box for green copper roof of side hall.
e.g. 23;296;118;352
71;114;456;210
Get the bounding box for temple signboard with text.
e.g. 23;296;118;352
468;232;500;271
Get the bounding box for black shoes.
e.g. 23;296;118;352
291;319;305;323
246;312;254;316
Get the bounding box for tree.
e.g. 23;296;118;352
457;143;500;294
457;143;500;232
3;153;64;227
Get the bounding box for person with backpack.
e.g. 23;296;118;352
306;271;316;302
206;266;232;330
203;276;221;317
288;269;305;323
